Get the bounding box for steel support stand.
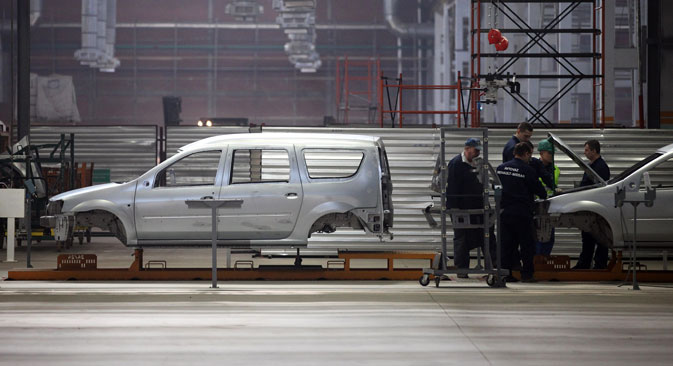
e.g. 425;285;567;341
210;205;218;288
615;181;655;291
186;199;243;288
629;203;640;290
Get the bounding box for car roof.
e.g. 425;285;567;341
178;132;380;152
657;143;673;154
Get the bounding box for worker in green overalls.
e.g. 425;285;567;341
536;138;560;255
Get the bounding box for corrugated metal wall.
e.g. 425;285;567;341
165;126;672;254
32;125;672;256
264;127;673;255
166;126;252;158
29;126;157;183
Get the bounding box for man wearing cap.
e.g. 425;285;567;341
535;138;560;255
446;138;497;277
502;122;534;163
496;142;547;282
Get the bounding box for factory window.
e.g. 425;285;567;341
615;69;635;126
231;149;290;184
462;18;469;51
303;149;364;179
155;150;221;187
615;0;635;48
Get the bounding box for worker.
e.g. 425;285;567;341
535;138;560;255
502;122;534;163
446;138;497;277
496;142;547;282
573;139;611;269
524;140;555;189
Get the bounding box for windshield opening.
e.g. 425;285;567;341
608;153;661;184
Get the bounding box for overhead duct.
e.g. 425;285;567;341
74;0;119;72
95;0;107;63
273;0;321;72
30;0;42;26
383;0;433;38
98;0;120;72
225;0;264;22
74;0;102;66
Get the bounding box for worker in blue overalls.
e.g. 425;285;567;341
535;138;560;255
496;142;547;282
446;138;497;277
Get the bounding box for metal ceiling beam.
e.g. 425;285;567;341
39;22;388;30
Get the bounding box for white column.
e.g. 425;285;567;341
604;1;616;125
525;2;541;124
1;189;24;263
433;3;450;125
558;3;573;124
5;218;17;262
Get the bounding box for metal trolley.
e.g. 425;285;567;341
419;127;508;288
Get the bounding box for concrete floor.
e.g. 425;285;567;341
2;238;673;365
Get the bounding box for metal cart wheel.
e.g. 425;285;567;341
434;276;441;288
419;274;430;287
487;274;507;288
78;231;84;245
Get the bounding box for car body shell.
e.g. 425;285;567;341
537;134;673;249
42;133;393;247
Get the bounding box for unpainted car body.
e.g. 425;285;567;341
537;133;673;249
41;133;393;247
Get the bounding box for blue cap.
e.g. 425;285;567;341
465;137;482;150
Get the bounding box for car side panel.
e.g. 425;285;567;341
292;145;380;237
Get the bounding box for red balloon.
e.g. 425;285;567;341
488;29;502;45
495;36;509;51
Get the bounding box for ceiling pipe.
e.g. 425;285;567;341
383;0;433;38
74;0;102;66
99;0;120;72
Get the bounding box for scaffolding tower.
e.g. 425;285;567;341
470;0;605;127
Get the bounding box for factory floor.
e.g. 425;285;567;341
1;238;673;365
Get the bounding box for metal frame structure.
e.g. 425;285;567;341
336;56;381;125
7;249;438;281
420;127;508;288
379;72;465;128
470;0;605;127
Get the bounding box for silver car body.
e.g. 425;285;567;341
537;133;673;249
42;133;393;247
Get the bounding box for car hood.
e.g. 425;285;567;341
547;132;606;186
51;182;122;201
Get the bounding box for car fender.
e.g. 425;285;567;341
549;198;622;246
70;199;137;244
294;201;359;236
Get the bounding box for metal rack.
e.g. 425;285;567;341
336;56;381;125
420;127;508;288
379;71;466;128
469;0;605;127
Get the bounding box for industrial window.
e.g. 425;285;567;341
155;150;221;188
642;157;673;189
303;149;364;179
615;69;635;126
231;149;290;184
615;0;635;48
